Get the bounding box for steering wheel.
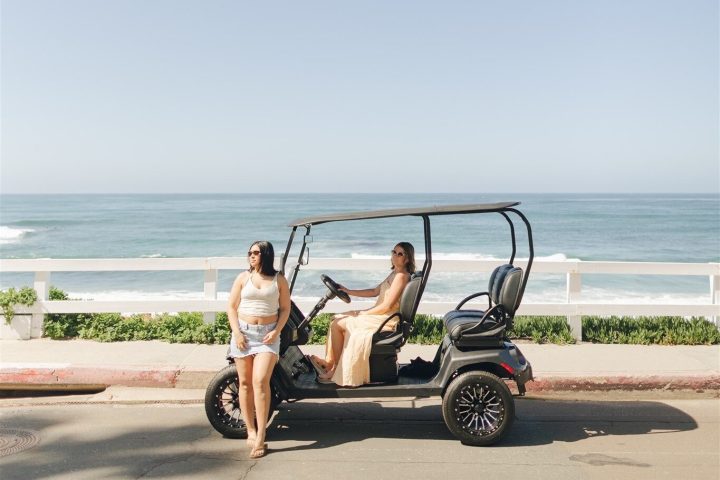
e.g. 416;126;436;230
320;274;351;303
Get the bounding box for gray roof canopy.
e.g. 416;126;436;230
288;202;520;227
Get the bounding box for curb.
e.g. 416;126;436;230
0;366;182;389
526;374;720;392
2;367;720;393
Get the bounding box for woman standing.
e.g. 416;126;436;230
227;241;290;459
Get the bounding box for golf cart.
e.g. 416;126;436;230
205;202;534;445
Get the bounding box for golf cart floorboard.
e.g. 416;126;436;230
288;371;442;399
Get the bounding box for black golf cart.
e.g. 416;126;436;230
205;202;534;446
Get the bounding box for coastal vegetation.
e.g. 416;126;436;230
1;286;713;344
0;286;37;324
35;287;720;345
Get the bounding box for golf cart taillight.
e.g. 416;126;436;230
500;362;515;375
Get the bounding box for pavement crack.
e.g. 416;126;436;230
239;460;258;480
136;456;189;479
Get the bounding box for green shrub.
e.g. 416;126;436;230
307;313;445;345
408;314;445;344
44;287;90;338
582;316;720;345
40;288;720;345
0;286;37;323
309;313;332;344
510;316;576;344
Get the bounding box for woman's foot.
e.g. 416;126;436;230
249;442;268;459
246;431;257;447
318;367;335;381
308;355;328;373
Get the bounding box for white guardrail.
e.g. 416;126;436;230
1;257;718;340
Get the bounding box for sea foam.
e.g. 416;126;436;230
0;226;34;245
350;252;572;262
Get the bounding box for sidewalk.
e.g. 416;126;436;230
1;339;718;393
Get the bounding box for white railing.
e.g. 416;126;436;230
1;257;718;340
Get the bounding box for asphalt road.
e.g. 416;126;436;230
0;393;718;480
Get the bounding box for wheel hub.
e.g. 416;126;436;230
454;383;504;435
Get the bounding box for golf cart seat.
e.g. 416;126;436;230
443;264;523;347
368;272;424;382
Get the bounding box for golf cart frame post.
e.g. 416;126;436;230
281;203;534;311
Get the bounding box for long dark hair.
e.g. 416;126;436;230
392;242;416;274
249;240;278;275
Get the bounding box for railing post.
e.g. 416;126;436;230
711;274;719;328
566;271;582;341
32;272;50;338
204;269;218;324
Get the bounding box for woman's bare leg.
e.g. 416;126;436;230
251;352;278;452
320;316;347;378
315;315;344;370
234;356;256;445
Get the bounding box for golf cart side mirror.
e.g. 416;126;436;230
300;248;310;266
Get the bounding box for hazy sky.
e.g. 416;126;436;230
1;0;718;193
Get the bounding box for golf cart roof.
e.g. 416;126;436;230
288;202;521;227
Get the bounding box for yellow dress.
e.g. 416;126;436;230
331;278;400;387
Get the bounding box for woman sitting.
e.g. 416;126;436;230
312;242;416;387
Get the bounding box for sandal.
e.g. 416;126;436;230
307;355;328;374
316;368;335;384
249;443;268;459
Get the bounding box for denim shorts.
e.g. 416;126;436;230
229;320;280;358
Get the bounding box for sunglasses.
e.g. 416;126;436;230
247;250;261;257
391;250;405;257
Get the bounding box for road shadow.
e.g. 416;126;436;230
266;397;699;451
502;397;700;447
0;398;700;478
0;407;247;480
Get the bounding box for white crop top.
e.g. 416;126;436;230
238;272;280;317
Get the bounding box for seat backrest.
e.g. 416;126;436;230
488;264;523;316
399;274;423;323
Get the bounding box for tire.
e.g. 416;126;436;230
204;365;280;438
442;370;515;446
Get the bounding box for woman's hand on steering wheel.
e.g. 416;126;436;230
320;274;351;303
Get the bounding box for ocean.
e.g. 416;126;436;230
1;193;718;305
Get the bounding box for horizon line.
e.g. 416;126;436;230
1;191;719;196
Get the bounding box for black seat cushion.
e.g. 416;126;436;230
442;265;523;342
443;310;505;341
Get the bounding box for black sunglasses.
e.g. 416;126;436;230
391;250;405;257
247;250;261;257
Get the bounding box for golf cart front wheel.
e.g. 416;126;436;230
204;365;279;438
442;371;514;446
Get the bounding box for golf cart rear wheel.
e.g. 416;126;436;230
442;371;514;446
204;365;279;439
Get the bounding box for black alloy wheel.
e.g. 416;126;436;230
441;370;514;446
204;365;279;438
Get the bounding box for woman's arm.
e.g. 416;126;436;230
356;272;409;316
264;274;291;344
340;283;381;298
227;272;247;347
